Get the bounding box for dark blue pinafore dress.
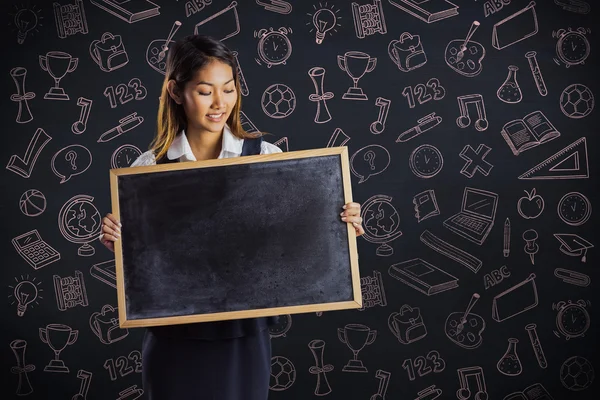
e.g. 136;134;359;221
142;135;279;400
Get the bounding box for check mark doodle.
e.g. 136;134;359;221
6;128;52;178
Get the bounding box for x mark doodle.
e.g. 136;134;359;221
460;144;493;178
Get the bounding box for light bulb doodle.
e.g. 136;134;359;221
14;281;37;316
10;5;42;44
307;3;341;44
14;9;38;44
8;275;43;316
313;8;335;44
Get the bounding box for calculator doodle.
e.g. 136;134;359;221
12;229;61;269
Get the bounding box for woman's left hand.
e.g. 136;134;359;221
341;202;365;237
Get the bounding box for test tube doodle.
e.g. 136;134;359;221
525;323;548;369
525;51;548;96
232;51;249;96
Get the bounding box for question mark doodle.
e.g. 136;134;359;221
65;150;78;170
364;151;376;170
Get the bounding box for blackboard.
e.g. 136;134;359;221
109;146;361;328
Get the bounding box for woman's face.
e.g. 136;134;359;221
173;60;238;134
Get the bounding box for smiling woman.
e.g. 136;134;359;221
99;34;364;399
147;34;275;165
166;61;238;160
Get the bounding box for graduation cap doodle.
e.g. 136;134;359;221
554;233;594;262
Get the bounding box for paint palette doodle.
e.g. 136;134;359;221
445;293;486;349
146;20;182;75
445;21;485;77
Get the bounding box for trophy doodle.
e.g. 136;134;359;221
337;51;377;100
338;323;377;372
39;323;78;372
39;51;78;100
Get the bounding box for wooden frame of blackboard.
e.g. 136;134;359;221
109;146;361;328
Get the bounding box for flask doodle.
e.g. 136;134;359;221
350;145;390;183
51;145;92;183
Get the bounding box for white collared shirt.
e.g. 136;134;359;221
131;124;282;167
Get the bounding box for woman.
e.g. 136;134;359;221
100;35;365;399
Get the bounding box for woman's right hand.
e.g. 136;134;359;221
100;213;121;253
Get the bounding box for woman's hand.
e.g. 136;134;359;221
99;213;121;253
341;202;365;237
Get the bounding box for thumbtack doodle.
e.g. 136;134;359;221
523;229;539;264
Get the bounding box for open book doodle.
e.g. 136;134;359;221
501;111;560;156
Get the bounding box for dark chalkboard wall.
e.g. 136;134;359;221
1;0;598;399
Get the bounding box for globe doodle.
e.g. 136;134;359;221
360;195;403;256
64;202;102;237
58;194;102;256
364;201;400;237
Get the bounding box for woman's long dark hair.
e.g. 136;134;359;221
150;35;267;161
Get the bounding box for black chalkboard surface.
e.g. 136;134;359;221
109;147;361;328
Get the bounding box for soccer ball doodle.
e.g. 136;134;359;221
269;356;296;391
261;84;296;119
560;356;594;391
560;84;594;119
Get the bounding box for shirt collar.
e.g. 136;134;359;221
166;124;244;161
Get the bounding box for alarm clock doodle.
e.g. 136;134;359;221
268;314;292;338
254;27;293;67
553;300;590;340
552;27;591;68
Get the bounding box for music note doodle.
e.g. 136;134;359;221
72;97;93;134
456;366;488;400
72;370;92;400
370;97;391;134
456;94;488;131
370;369;390;400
